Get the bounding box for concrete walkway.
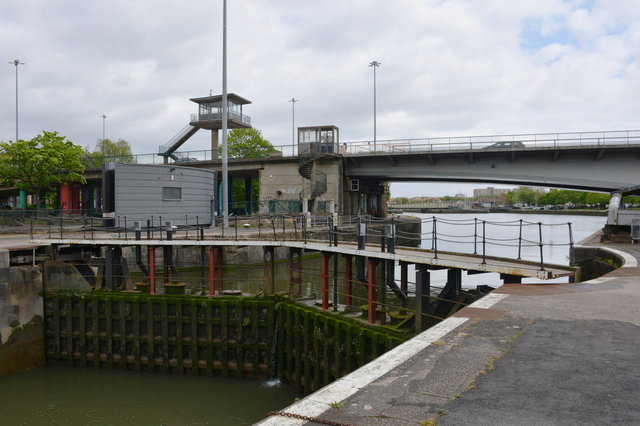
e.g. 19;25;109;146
258;240;640;425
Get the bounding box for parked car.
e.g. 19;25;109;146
485;141;525;149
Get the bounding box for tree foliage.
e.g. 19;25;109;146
84;138;134;168
0;131;86;193
223;128;276;159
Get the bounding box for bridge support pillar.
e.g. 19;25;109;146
289;247;303;297
264;246;275;296
400;262;408;294
447;268;462;299
148;247;156;295
500;274;522;284
321;252;332;310
344;254;353;306
208;247;216;296
215;247;224;293
415;265;431;333
367;259;379;324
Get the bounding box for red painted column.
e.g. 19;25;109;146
208;247;215;296
216;247;224;293
367;260;378;324
59;184;71;213
400;262;408;295
344;255;352;306
321;252;330;310
148;247;156;295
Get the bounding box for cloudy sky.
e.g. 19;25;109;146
2;0;639;197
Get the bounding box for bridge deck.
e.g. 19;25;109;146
31;237;575;280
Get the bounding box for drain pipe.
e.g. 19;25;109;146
607;192;622;225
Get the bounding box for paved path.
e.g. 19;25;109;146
258;238;640;425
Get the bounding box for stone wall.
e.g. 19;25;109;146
0;249;45;375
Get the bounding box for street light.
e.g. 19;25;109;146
369;60;381;151
101;114;107;141
221;0;229;228
9;59;25;143
289;98;298;155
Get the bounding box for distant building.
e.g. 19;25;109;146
473;187;510;203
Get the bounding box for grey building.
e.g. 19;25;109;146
103;163;215;226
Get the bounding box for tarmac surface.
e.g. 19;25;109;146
259;239;640;425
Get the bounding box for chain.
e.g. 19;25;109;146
267;411;357;426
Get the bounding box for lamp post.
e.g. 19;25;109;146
101;114;107;141
9;59;26;209
221;0;229;228
9;59;25;144
289;98;298;155
369;60;381;151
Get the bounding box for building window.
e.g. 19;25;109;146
163;187;182;200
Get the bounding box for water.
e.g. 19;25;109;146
0;364;298;425
408;212;606;288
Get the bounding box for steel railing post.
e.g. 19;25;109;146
482;220;486;265
517;219;523;260
538;222;545;271
473;218;478;255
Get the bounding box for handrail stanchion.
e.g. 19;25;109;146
380;224;386;252
282;215;286;240
271;216;276;241
517;219;523;260
568;222;574;264
91;216;94;240
482;220;486;265
29;217;33;239
124;216;128;240
538;222;545;271
59;213;64;240
432;216;438;259
146;219;151;240
235;215;238;240
185;214;189;239
473;218;478;255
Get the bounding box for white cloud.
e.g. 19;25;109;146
1;0;639;196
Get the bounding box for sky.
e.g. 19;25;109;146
2;0;639;197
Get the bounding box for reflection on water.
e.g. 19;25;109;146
0;364;298;426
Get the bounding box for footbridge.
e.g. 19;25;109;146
30;214;577;330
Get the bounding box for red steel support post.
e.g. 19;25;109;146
344;255;353;306
321;252;330;310
367;260;378;324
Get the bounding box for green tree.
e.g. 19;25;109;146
84;138;134;168
223;128;277;159
0;131;86;193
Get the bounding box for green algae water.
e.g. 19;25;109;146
0;365;298;425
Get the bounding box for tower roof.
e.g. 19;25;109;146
189;93;252;105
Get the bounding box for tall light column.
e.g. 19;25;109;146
221;0;229;228
9;59;25;143
369;60;381;151
101;114;107;141
289;98;298;155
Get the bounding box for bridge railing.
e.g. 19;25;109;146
82;129;640;167
31;213;577;273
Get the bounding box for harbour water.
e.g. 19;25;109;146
0;213;605;425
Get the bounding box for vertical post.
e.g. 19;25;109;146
288;248;302;298
245;177;252;215
19;189;27;209
400;262;408;295
344;254;352;306
473;218;478;255
105;248;113;291
482;220;487;265
321;252;330;310
148;247;156;295
264;246;275;295
367;259;377;324
538;222;545;271
333;249;338;311
208;247;215;296
517;219;523;260
415;265;431;333
385;223;395;253
357;221;366;250
216;247;224;293
432;216;438;259
221;0;229;229
568;222;574;264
